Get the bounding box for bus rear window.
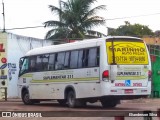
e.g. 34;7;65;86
106;39;149;65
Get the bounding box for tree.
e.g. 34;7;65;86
155;30;160;36
44;0;106;41
109;21;154;37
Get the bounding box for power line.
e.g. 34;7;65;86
0;26;45;30
106;12;160;21
1;12;160;31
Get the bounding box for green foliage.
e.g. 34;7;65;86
44;0;106;40
109;21;154;37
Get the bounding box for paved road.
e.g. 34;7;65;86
0;98;160;120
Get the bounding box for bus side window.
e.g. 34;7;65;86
36;55;43;71
64;52;70;69
78;50;83;68
29;56;37;72
82;49;89;67
88;47;99;67
96;47;100;66
48;54;55;71
43;54;49;71
70;50;78;69
55;52;65;70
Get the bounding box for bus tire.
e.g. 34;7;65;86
67;91;79;108
100;100;118;108
22;91;34;105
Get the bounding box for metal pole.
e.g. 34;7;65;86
111;38;116;65
2;0;6;32
5;87;7;101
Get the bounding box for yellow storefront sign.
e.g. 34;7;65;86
106;41;149;65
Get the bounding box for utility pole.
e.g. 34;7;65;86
2;0;6;32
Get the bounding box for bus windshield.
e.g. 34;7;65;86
106;38;149;65
19;57;29;76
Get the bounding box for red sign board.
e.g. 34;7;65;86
0;44;5;52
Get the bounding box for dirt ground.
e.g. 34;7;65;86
0;98;160;120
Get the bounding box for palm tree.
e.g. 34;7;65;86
44;0;106;41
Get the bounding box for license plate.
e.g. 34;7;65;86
125;89;133;94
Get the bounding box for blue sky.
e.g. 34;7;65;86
1;0;160;39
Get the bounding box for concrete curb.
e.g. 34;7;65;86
0;98;22;102
1;98;160;103
121;98;160;103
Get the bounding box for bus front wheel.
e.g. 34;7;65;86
22;91;33;105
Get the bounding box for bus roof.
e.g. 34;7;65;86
25;36;142;56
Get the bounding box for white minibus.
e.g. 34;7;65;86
18;36;151;108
